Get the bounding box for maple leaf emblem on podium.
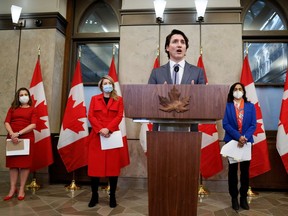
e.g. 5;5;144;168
158;86;190;113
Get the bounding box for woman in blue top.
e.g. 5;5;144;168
222;82;256;211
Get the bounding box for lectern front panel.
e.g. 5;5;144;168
147;131;201;216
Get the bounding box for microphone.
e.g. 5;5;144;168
174;65;179;73
174;65;179;84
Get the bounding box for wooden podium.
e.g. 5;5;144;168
121;84;229;216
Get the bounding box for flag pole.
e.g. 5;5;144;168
26;46;42;191
157;45;160;63
197;44;209;196
14;23;23;93
26;172;41;191
198;174;209;196
65;171;80;190
157;21;161;60
244;44;259;198
65;48;83;191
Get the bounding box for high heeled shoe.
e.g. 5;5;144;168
3;189;18;201
17;195;25;201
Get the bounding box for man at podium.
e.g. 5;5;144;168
148;29;205;85
148;29;205;131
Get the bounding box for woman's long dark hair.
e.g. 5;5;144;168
11;87;33;109
227;82;248;102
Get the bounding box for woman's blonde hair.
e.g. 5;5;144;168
98;75;119;100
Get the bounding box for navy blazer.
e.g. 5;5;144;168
222;101;257;143
148;61;205;84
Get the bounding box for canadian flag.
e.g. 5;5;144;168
139;56;159;153
57;60;89;172
139;122;153;153
197;55;223;178
197;55;208;84
240;56;271;178
276;70;288;173
29;58;53;171
108;57;130;167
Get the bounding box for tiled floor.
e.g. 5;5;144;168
0;173;288;216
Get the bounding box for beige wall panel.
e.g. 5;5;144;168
125;118;140;140
201;24;243;85
119;25;160;85
120;139;147;178
0;30;19;135
51;31;65;133
0;137;8;171
15;29;64;133
0;0;67;18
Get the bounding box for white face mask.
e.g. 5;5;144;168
233;90;243;99
19;95;29;104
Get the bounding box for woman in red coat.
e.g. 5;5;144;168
87;75;130;208
4;87;37;201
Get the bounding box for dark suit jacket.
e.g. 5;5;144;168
148;61;205;84
222;102;257;143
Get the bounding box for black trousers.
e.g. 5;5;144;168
228;160;250;198
90;176;118;194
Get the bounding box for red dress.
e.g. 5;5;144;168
4;107;38;168
87;94;130;177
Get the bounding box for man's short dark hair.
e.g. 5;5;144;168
165;29;189;58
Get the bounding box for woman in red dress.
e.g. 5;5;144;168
4;87;37;201
87;75;130;208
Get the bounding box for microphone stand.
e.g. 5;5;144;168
174;66;179;84
174;72;178;85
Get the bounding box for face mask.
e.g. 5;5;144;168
103;84;113;93
233;90;243;99
19;95;29;104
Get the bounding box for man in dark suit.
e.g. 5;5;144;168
148;29;205;85
148;29;205;131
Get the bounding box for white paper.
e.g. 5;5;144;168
6;139;30;156
100;130;124;150
220;140;251;163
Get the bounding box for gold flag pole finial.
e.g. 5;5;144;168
78;46;81;59
38;45;41;57
157;45;159;57
246;43;249;56
112;44;116;57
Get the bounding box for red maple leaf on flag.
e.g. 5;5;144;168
31;95;48;132
198;124;217;136
254;122;264;137
63;96;87;133
280;98;288;134
31;96;49;117
254;102;263;120
36;101;49;116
